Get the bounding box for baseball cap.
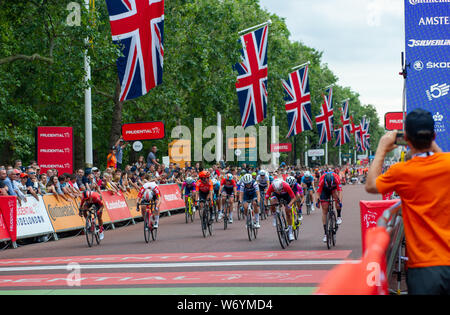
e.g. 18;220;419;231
405;108;435;140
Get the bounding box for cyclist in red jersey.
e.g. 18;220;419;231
79;190;105;240
265;179;296;241
195;171;214;222
316;171;343;243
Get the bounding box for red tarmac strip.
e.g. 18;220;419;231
0;270;329;287
0;250;351;266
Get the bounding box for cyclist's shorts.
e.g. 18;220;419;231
243;190;257;203
271;193;292;205
222;187;234;196
198;191;210;202
320;189;338;202
184;186;195;197
86;202;103;213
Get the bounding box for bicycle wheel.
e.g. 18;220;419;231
185;205;189;224
276;212;288;249
293;211;299;241
237;202;242;220
326;211;336;249
85;214;94;247
306;194;311;215
207;207;214;236
94;214;101;245
224;200;229;230
144;210;151;243
247;209;254;241
151;217;158;241
201;206;207;238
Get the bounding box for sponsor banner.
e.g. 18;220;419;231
101;191;132;222
158;184;185;212
0;211;10;241
359;199;400;252
36;126;73;174
384;112;405;130
227;137;257;149
121;121;165;141
405;0;450;151
168;139;191;168
307;149;325;157
270;143;292;153
16;196;54;239
0;196;16;242
42;195;84;232
123;189;141;218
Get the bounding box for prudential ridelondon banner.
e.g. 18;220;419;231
404;0;450;151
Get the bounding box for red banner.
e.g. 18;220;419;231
36;126;73;174
101;191;132;222
158;184;185;212
0;196;17;242
121;121;165;141
384;112;404;131
359;199;399;252
271;143;292;152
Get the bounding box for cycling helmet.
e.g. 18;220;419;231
226;173;233;181
240;170;247;176
142;189;154;201
324;173;335;188
252;172;257;177
272;179;283;192
286;176;296;186
83;190;92;199
304;171;311;177
199;171;209;179
242;173;253;184
186;177;194;185
269;175;274;182
258;170;266;176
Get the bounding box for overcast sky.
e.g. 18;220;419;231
259;0;405;123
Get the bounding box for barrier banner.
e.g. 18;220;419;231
359;199;400;252
124;189;141;218
405;1;450;151
36;126;74;174
0;196;16;242
43;195;84;232
0;211;10;241
158;184;185;212
101;191;132;222
16;196;54;239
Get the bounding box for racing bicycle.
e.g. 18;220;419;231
81;204;101;248
323;197;338;249
185;194;195;223
291;202;302;241
246;200;258;241
274;199;290;249
138;200;157;243
199;198;214;237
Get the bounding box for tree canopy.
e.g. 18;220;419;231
0;0;384;168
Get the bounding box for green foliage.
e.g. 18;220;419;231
0;0;384;168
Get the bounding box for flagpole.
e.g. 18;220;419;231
216;112;222;163
84;0;93;168
323;84;333;167
291;61;310;71
239;19;272;35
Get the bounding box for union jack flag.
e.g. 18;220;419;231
360;116;371;151
282;65;313;137
334;100;351;146
105;0;164;101
235;25;268;128
315;87;334;145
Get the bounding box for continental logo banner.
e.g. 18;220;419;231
43;195;84;232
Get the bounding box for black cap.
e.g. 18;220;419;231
405;108;435;140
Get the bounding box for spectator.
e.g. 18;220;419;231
26;167;41;197
18;173;39;201
113;136;127;170
0;169;15;197
75;168;86;191
135;155;146;170
146;145;159;168
14;159;25;173
107;146;117;170
38;174;48;195
0;181;8;196
47;175;68;201
365;108;450;295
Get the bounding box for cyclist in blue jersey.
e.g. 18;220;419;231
239;173;261;228
301;171;316;212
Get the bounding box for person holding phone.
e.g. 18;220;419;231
365;108;450;295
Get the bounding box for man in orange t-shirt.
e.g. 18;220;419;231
107;147;117;170
366;108;450;295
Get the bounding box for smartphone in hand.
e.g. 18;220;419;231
395;131;407;146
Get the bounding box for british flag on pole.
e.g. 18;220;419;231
360;116;371;151
282;64;313;137
334;99;351;146
105;0;164;101
235;25;269;128
315;87;334;145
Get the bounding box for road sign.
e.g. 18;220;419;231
308;149;325;157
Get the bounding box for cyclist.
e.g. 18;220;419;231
79;190;105;240
195;171;214;222
219;173;237;222
182;177;197;214
301;171;316;212
212;178;221;218
137;176;162;228
256;170;269;214
316;171;343;243
286;176;305;222
239;173;260;228
265;178;296;241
